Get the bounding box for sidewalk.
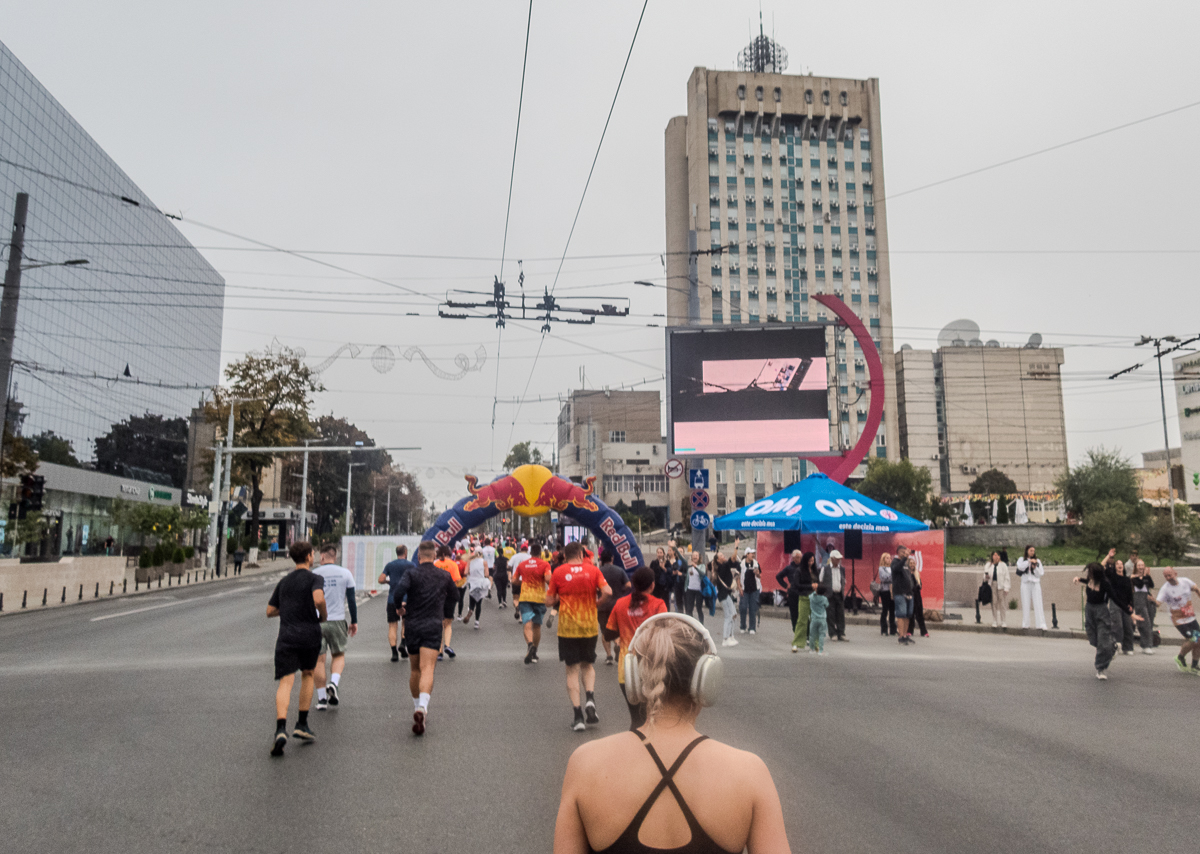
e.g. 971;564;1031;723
0;557;294;619
755;603;1185;646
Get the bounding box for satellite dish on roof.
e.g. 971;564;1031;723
900;343;913;351
938;319;980;349
1026;332;1043;348
968;338;984;347
986;339;1000;347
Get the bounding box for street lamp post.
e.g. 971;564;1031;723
344;462;365;535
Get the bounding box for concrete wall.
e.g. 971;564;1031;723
943;565;1177;610
945;524;1075;548
0;556;133;611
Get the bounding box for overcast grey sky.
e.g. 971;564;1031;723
4;1;1198;506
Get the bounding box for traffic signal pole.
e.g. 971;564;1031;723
0;193;29;414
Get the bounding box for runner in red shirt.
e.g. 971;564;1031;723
605;566;667;730
546;541;612;731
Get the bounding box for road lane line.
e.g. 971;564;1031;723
90;587;253;622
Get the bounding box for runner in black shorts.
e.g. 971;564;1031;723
266;541;327;756
379;545;415;661
393;540;459;735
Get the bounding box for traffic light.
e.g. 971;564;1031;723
17;474;44;518
28;475;44;511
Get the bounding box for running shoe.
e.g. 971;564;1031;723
572;711;586;732
315;698;329;711
727;637;739;647
1176;655;1189;673
292;724;316;743
584;701;599;725
749;629;756;635
327;684;339;706
524;643;535;664
437;653;444;661
270;731;287;756
390;650;400;662
1190;663;1200;676
1142;648;1155;655
530;648;539;663
400;647;409;659
1095;670;1108;681
791;645;799;653
445;646;456;659
605;655;614;665
412;708;426;735
545;612;555;630
474;620;480;629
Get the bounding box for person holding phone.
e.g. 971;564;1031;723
1015;545;1047;630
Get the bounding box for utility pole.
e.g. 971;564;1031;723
344;461;364;535
298;439;310;543
0;193;29;406
206;443;222;570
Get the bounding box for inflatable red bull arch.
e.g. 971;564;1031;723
422;464;645;571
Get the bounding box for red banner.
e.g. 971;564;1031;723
755;529;945;609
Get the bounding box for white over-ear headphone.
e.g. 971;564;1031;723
624;612;724;709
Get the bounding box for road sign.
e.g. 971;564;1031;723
690;489;710;511
689;510;711;530
688;469;709;489
664;458;685;479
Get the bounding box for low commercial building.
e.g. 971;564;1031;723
557;390;670;527
1175;352;1200;507
1;462;181;557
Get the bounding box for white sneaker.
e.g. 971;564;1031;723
739;629;747;634
1095;670;1108;680
992;622;998;628
1000;623;1007;628
791;645;799;653
1143;648;1156;655
720;638;730;647
748;629;756;635
474;620;480;630
727;637;738;646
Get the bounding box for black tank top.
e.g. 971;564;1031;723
589;731;737;854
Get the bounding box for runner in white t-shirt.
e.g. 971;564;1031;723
1156;568;1200;675
312;544;358;708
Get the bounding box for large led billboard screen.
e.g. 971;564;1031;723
666;325;831;457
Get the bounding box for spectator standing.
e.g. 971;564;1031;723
670;547;687;613
909;556;928;638
983;551;1010;628
777;550;817;652
876;553;896;636
891;546;916;645
738;548;761;634
1131;559;1156;654
1015;545;1048;630
650;547;670;603
684;552;706;625
269;539;279;561
711;551;741;647
818;550;847;642
233;546;246;576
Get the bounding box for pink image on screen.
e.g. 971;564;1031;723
701;358;826;393
674;419;829;455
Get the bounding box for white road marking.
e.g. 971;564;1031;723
90;586;253;622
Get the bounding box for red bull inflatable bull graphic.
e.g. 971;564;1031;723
424;464;644;571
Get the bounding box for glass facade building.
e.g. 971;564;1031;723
0;40;224;464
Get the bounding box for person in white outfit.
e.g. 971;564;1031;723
1015;545;1048;630
982;551;1010;628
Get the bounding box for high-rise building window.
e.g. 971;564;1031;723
822;90;830;105
753;460;764;483
609;430;626;443
839;91;848;106
737;85;746;100
805;89;813;104
774;87;782;102
755;86;763;101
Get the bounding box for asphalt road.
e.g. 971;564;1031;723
1;572;1195;854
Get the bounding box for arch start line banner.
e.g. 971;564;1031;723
422;465;645;572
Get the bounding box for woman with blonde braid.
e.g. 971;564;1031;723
554;614;790;854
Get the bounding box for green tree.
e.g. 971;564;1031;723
1076;500;1136;555
207;345;323;542
27;431;79;467
6;510;47;550
0;422;39;479
503;441;545;471
1136;511;1189;563
968;469;1018;524
856;457;932;520
300;415;392;535
1056;447;1140;519
94;413;188;487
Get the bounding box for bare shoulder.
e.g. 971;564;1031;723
695;739;774;784
567;731;641;772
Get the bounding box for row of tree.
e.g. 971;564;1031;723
206;346;426;541
855;448;1200;561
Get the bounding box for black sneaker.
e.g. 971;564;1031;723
605;655;614;666
572;711;586;732
327;684;339;706
530;647;539;663
315;698;329;711
445;646;456;659
292;724;316;744
391;650;400;662
524;643;535;665
400;647;409;659
585;701;599;725
270;731;287;756
412;709;426;735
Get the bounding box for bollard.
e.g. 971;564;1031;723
974;599;981;624
0;592;3;611
135;579;139;591
109;581;114;595
43;588;48;606
1051;603;1058;630
79;584;84;601
158;576;162;588
22;590;27;608
95;582;99;598
123;579;127;593
61;586;67;603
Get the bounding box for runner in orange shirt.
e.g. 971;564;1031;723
433;545;461;659
546;541;612;732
